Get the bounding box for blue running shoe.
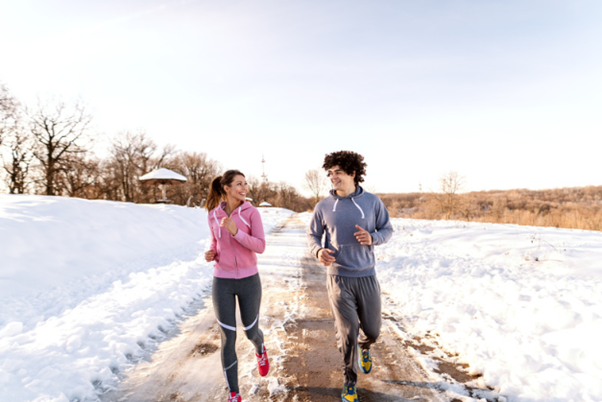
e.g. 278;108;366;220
358;345;372;374
341;384;358;401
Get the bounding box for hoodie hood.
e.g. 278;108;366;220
216;200;254;214
329;186;366;218
212;201;253;238
329;186;364;200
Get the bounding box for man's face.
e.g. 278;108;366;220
327;165;355;192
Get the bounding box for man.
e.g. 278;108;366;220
307;150;393;402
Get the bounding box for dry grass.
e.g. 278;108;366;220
378;186;602;231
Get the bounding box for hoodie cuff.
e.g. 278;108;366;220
370;232;379;245
233;229;245;241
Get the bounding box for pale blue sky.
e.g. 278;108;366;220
1;0;601;193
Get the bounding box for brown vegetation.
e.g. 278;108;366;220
0;85;313;211
8;86;598;224
379;186;602;232
303;168;328;208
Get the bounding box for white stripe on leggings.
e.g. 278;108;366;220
223;360;237;391
217;319;237;332
217;315;258;332
243;314;258;331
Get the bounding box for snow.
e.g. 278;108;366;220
1;194;602;401
372;219;602;401
0;195;292;402
139;168;187;182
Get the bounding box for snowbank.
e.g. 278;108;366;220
0;194;293;402
376;219;602;401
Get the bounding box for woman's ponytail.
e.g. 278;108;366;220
205;175;224;211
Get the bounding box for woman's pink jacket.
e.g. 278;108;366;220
208;201;266;279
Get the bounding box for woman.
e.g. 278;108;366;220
204;170;269;402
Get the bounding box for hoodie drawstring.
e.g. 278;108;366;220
237;206;251;228
213;209;222;238
351;198;365;219
214;206;251;238
331;197;365;219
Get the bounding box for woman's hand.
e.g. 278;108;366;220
220;217;238;236
205;249;216;262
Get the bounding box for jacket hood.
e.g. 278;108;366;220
329;186;365;200
328;186;366;218
211;201;254;239
216;200;254;213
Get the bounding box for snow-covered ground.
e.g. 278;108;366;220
373;218;602;402
2;194;602;401
294;213;602;402
0;195;293;402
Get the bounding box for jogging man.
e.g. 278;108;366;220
307;150;393;401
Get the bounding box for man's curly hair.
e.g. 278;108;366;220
322;150;367;186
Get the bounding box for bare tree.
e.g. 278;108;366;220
2;130;34;194
245;176;311;211
247;176;277;206
304;168;329;207
433;171;466;220
58;153;102;198
0;84;31;193
108;131;175;203
109;131;156;202
165;151;221;206
28;97;93;195
89;158;122;201
1;84;19;147
275;181;297;210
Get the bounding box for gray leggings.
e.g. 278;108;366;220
212;274;264;393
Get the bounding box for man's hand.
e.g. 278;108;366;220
318;248;336;266
220;217;238;236
205;249;216;262
354;225;373;245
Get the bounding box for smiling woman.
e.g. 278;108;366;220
203;169;269;402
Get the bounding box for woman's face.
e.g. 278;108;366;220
224;175;248;203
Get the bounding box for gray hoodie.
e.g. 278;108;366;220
307;186;393;277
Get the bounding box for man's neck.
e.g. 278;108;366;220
336;185;357;198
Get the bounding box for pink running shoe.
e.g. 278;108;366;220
228;392;241;402
256;344;269;376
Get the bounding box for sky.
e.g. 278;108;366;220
1;0;601;194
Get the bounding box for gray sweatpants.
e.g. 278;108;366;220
212;273;264;394
327;274;382;386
